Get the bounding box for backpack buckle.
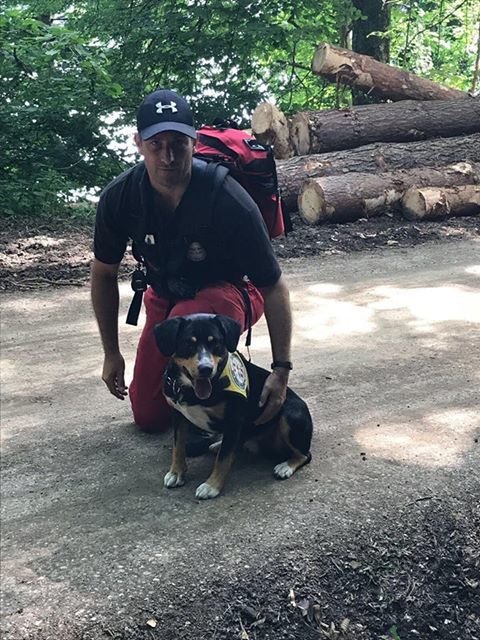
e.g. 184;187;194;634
243;138;269;152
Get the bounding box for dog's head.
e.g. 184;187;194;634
153;313;242;400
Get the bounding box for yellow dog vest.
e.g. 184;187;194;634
220;352;249;399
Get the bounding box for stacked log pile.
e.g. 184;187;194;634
299;163;479;224
277;134;480;212
251;44;480;224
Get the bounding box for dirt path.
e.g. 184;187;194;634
0;212;478;291
1;238;479;640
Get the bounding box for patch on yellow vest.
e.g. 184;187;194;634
220;352;249;399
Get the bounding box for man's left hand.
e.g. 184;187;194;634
255;370;288;425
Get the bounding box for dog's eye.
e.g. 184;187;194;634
207;336;214;342
190;337;197;343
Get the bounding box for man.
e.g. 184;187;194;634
91;88;293;434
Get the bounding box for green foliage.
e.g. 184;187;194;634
67;0;354;121
1;0;478;217
388;0;479;91
0;7;126;216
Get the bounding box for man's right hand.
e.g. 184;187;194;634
102;353;128;400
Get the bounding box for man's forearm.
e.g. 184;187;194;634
260;275;292;364
90;261;121;356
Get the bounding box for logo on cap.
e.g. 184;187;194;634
156;101;178;115
137;89;196;140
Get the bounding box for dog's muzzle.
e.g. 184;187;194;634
193;350;216;399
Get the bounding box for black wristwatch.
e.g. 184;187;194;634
271;360;293;371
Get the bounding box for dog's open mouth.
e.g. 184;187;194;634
193;377;212;400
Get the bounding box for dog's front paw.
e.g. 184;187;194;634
195;482;220;500
164;470;185;488
273;461;294;480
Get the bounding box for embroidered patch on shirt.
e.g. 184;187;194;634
221;352;249;398
187;241;207;262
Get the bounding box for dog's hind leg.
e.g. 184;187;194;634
164;413;189;488
273;416;312;480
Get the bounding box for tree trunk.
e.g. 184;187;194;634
290;97;480;156
277;133;480;212
250;102;294;159
351;0;391;105
311;43;468;102
402;185;480;220
352;0;390;63
298;163;479;225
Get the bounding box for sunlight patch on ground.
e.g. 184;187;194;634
0;297;65;314
292;283;376;341
303;283;343;296
465;264;480;276
355;408;479;467
367;285;480;329
5;236;66;251
0;358;17;381
0;415;44;444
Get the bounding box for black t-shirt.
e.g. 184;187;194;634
94;159;281;296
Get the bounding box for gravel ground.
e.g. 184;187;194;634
1;212;479;640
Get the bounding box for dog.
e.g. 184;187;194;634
154;313;313;499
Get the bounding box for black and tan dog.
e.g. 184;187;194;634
154;313;313;499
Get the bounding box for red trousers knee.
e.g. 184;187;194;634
129;281;264;431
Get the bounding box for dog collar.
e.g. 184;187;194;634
220;352;249;399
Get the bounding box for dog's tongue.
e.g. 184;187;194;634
194;378;212;400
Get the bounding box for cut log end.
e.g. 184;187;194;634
311;42;354;77
311;43;329;74
251;102;293;159
251;103;277;134
298;181;327;225
290;112;311;156
402;188;429;220
402;185;480;220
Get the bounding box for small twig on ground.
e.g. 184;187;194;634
238;615;249;639
3;277;84;288
212;602;234;640
330;558;344;573
406;495;442;507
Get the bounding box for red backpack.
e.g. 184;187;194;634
194;123;291;238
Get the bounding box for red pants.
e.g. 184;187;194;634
129;281;264;431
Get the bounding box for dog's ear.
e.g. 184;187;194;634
214;315;241;352
153;317;185;356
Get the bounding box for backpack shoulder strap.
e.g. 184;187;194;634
208;161;229;210
191;159;229;228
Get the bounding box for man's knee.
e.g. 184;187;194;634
130;388;172;433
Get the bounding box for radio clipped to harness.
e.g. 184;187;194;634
131;263;147;292
126;262;147;326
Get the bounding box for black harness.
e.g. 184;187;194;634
125;160;252;347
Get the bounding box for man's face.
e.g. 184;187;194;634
135;130;195;189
